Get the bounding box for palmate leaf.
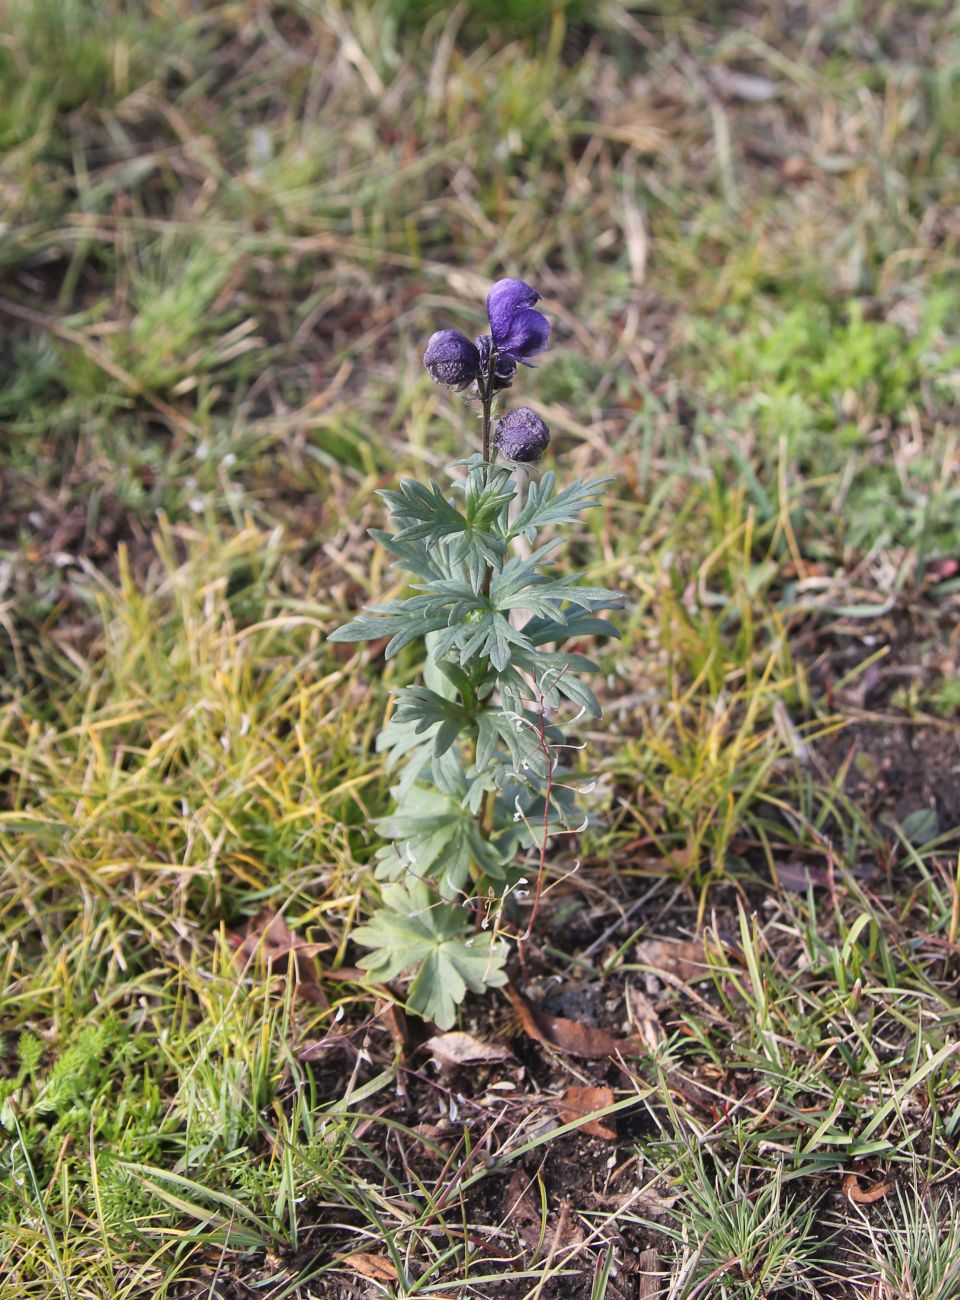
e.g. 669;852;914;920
374;784;504;893
329;585;484;656
453;458;515;531
368;530;452;583
392;686;473;756
379;478;467;541
523;609;621;645
496;771;584;857
329;535;619;671
509;472;612;543
431;609;533;673
495;648;604;718
353;881;508;1028
475;709;553;778
376;712;462;801
493;576;623;620
378;474;513;588
490;546;621;609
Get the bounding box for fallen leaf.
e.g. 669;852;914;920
424;1030;513;1069
230;909;329;1006
558;1086;617;1139
843;1173;893;1205
625;982;664;1051
338;1252;398;1282
507;983;641;1059
232;909;329;963
634;937;718;983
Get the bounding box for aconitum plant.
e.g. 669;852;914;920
330;278;620;1027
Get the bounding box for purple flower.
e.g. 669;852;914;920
494;408;551;463
423;329;481;389
486;278;550;366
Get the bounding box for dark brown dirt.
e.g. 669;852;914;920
804;601;960;841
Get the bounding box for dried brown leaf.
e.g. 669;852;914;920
776;861;831;893
634;937;718;983
843;1173;894;1204
589;1186;677;1219
424;1031;513;1069
230;909;329;1006
232;909;329;963
338;1252;398;1282
507;983;641;1059
558;1086;617;1139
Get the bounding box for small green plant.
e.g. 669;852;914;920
862;1185;960;1300
330;279;620;1024
646;1143;828;1299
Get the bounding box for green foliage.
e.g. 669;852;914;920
867;1186;960;1300
699;300;922;421
112;238;255;395
378;0;590;38
3;0;960;1292
692;296;958;470
648;1145;829;1298
352;881;509;1027
0;0;162;129
690;293;960;553
331;449;619;1019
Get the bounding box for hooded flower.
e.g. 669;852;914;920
485;278;550;366
423;329;481;389
493;407;551;463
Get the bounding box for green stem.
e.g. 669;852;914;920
475;351;500;856
480;347;497;598
480;386;492;467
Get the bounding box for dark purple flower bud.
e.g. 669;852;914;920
494;407;551;463
423;329;481;389
486;278;550;366
476;334;517;391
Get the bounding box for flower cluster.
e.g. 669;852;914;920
423;277;552;463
